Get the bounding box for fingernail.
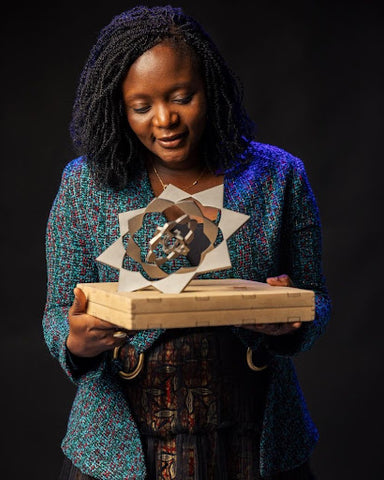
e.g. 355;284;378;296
113;331;128;339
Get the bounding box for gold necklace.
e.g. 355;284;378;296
152;162;207;191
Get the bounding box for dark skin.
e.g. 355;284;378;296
67;42;300;358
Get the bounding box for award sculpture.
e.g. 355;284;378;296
77;184;315;330
96;184;248;294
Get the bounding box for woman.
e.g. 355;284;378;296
44;5;330;480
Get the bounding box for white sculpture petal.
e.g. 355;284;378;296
119;208;146;234
219;208;250;239
158;184;191;203
96;238;126;269
196;241;231;274
152;270;197;294
118;269;151;291
191;184;224;209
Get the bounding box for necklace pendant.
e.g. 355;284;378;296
192;180;198;186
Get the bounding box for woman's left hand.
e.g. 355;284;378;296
242;274;302;336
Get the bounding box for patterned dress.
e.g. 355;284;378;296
60;328;314;479
121;327;267;480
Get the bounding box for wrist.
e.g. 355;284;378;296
66;334;98;358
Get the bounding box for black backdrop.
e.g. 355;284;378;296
1;1;383;478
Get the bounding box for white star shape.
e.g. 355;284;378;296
96;184;249;293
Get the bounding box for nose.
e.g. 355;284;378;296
152;103;179;128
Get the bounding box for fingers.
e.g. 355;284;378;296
266;274;293;287
242;322;302;335
67;324;129;357
244;275;297;335
90;318;124;331
93;330;126;348
261;322;301;336
67;286;139;357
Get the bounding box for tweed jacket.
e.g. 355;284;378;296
43;142;331;479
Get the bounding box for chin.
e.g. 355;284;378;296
154;150;193;167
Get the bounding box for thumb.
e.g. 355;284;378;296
71;287;87;315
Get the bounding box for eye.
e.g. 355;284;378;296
173;94;193;105
132;105;151;114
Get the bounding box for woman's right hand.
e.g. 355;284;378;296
67;287;133;358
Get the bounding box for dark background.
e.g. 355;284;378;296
1;0;383;478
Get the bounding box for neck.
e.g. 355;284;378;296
146;156;209;193
153;162;205;179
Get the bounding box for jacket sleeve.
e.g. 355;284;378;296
42;161;105;383
234;157;331;357
264;158;331;356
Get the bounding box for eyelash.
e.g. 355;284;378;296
174;94;193;105
133;106;151;114
132;94;193;114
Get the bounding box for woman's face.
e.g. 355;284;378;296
122;42;207;170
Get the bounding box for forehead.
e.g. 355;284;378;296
122;42;202;95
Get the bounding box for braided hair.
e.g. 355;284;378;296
70;5;256;189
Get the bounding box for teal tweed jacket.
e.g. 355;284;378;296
43;142;331;479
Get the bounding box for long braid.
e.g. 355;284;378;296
70;5;256;189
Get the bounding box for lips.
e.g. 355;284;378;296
156;132;187;148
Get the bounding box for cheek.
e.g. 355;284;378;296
127;114;147;139
191;106;207;136
198;97;207;126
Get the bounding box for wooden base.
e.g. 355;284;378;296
77;279;315;330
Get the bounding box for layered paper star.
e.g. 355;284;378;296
96;184;249;294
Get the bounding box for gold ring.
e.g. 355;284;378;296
113;346;145;380
246;347;268;372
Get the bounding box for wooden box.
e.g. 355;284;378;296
77;279;315;330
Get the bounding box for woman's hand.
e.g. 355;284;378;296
242;274;302;336
66;288;133;358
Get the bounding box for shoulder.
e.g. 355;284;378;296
230;141;307;186
52;158;105;214
245;141;305;174
61;156;90;182
58;157;102;197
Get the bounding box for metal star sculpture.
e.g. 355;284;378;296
96;184;249;293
